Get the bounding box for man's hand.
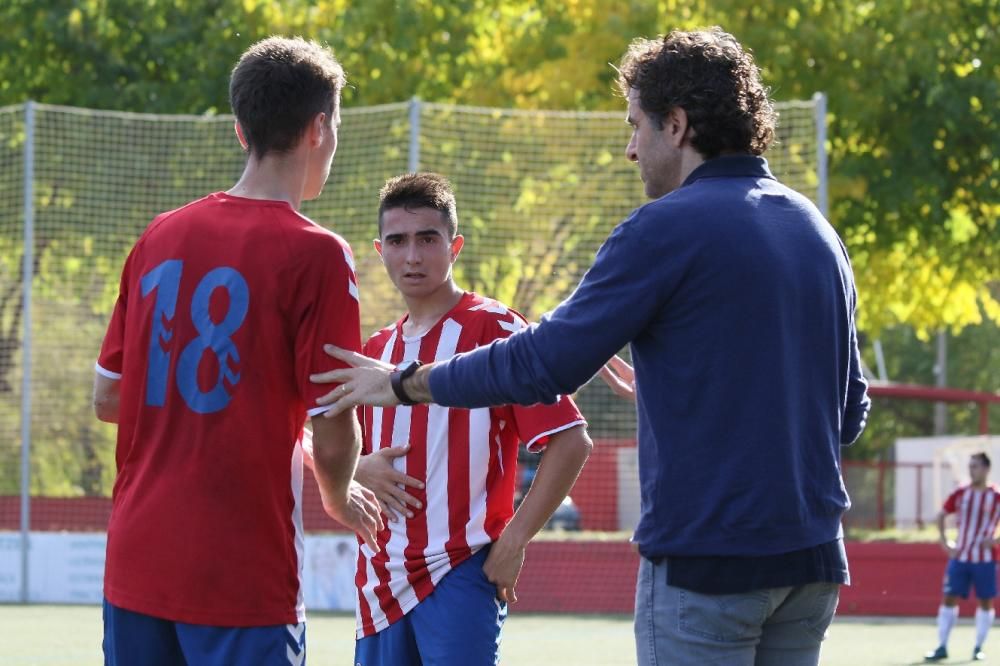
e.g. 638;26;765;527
324;480;384;553
597;354;636;402
356;446;425;522
941;538;958;558
310;345;400;417
483;534;526;604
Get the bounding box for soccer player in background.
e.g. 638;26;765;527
313;28;870;666
345;173;592;665
925;452;1000;662
92;37;381;664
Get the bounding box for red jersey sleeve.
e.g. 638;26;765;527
96;245;136;379
510;396;586;453
943;488;963;514
293;232;362;416
482;304;586;452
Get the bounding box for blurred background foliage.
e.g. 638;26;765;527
0;0;996;496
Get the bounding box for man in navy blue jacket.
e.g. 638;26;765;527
314;27;871;666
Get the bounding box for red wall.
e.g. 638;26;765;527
1;493;979;617
839;541;982;616
570;438;635;531
514;541;981;616
515;541;639;613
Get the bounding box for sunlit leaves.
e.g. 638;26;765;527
0;0;995;336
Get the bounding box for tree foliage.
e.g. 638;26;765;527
1;0;995;335
0;1;996;495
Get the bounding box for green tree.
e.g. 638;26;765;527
0;1;996;497
697;0;999;337
7;0;993;337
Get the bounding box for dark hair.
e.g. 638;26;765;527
229;37;345;158
973;452;992;468
378;173;458;238
617;27;776;159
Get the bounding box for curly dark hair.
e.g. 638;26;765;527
229;37;345;159
378;172;458;238
617;27;776;159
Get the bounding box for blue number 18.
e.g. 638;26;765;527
140;260;249;414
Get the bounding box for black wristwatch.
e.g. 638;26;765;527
390;360;423;406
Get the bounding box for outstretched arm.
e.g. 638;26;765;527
484;425;592;603
311;211;677;413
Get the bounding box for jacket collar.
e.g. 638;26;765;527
681;154;774;188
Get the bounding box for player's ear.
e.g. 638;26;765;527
666;107;691;148
234;121;249;152
450;234;464;261
308;112;326;148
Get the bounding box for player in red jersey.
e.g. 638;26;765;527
926;452;1000;662
92;37;381;665
327;173;593;665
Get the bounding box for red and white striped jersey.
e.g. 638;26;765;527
943;484;1000;563
355;292;585;638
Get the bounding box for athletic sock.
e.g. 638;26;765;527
975;607;995;648
939;605;959;648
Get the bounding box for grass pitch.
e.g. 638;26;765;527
0;605;987;665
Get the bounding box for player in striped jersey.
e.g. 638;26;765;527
339;172;592;665
926;452;1000;662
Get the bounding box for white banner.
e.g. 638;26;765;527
0;532;359;612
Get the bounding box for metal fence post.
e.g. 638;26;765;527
916;464;924;529
813;92;828;218
408;97;421;173
20;100;36;604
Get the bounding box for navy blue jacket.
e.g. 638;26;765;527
430;155;870;559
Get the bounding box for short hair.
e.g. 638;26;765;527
229;37;345;159
378;173;458;238
617;27;776;160
972;452;992;468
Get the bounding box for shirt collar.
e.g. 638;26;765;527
681;154;775;188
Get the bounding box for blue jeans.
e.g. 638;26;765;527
635;557;839;666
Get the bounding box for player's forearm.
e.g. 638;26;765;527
93;374;121;424
402;364;435;403
428;223;663;409
309;412;362;510
500;427;592;548
937;513;948;543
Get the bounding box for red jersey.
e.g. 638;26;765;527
96;192;361;626
943;484;1000;563
354;292;586;638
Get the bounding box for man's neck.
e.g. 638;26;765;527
401;281;464;338
677;147;706;186
228;152;309;210
973;481;989;490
